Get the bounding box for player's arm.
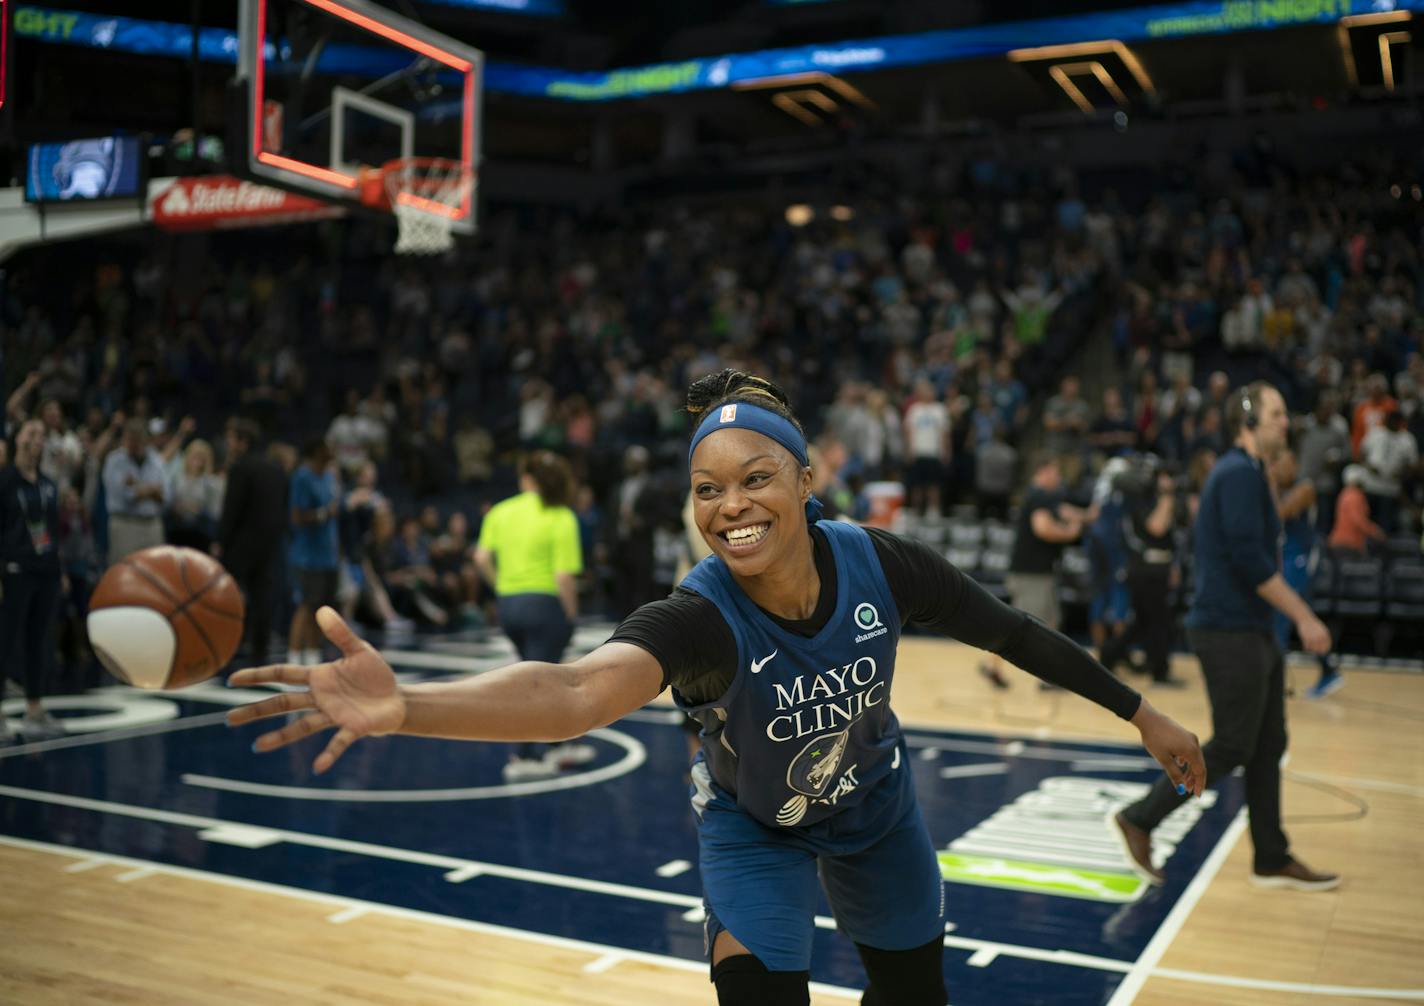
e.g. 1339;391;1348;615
401;641;661;742
866;528;1204;795
228;608;664;774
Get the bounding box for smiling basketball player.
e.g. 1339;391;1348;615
229;369;1205;1005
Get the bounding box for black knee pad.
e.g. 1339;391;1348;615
711;953;810;1006
856;936;947;1006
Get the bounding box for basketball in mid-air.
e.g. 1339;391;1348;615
87;546;245;690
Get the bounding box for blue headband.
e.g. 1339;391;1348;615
687;401;824;523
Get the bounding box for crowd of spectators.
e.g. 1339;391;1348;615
1;135;1421;688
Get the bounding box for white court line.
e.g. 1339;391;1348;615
656;859;692;878
27;832;1418;997
1105;809;1248;1006
181;726;646;802
0;710;232;759
198;825;282;849
938;763;1009;780
909;736;1139;761
0;782;701;909
63;857;106;873
114;866;157;883
16;699;1419;995
582;952;626;974
1287;770;1424;799
1070;757;1160;772
0;783;1135;976
1152;967;1424;1000
326;906;368;924
0;834;862;999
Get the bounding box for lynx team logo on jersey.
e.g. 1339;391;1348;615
787;728;850;798
774;726;868;825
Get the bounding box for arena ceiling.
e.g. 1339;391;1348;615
4;1;1420;184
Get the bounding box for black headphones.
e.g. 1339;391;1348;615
1240;388;1258;430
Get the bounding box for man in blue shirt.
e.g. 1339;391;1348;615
1112;382;1340;891
101;418;170;562
287;438;340;666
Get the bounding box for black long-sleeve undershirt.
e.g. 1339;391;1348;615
608;524;1142;720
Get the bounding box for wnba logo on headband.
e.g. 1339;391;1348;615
688;400;826;524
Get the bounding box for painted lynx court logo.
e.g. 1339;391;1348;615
938;777;1218;903
853;602;888;643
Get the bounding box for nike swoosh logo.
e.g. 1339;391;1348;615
750;649;778;674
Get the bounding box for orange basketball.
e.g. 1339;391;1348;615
87;546;246;690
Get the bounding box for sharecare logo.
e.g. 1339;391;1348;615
853;601;888;643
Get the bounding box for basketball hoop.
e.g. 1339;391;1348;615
379;157;475;255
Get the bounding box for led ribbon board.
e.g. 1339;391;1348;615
13;0;1424;101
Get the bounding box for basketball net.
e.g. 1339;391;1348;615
381;157;475;255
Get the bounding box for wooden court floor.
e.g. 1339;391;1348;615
2;639;1422;1005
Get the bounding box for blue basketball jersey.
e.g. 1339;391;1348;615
676;520;903;829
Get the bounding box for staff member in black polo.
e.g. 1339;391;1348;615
0;419;66;741
1112;382;1339;891
215;418;288;668
980;452;1092;688
1104;464;1186;688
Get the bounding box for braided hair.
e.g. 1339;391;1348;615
686;370;823;523
685;369;805;438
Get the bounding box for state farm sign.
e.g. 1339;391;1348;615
151;175;346;231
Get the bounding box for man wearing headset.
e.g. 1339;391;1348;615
1111;381;1341;891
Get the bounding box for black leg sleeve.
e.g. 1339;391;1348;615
711;954;810;1006
855;936;947;1006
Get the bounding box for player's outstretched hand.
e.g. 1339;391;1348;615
226;606;406;774
1131;699;1205;797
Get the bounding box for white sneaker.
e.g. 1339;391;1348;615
502;757;557;782
544;742;596;770
20;711;67;741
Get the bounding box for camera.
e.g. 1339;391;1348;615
1110;454;1164;503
